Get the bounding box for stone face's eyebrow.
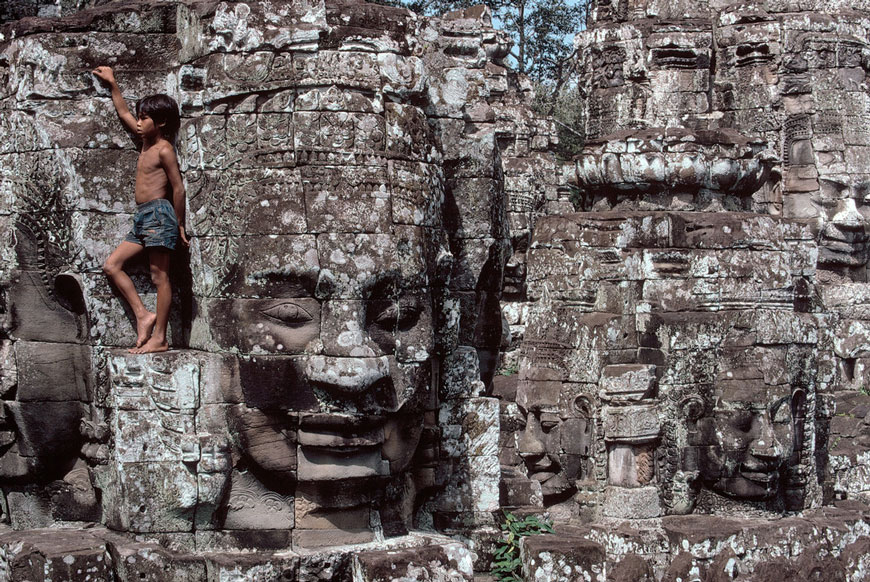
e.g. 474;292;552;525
362;271;402;300
246;267;320;298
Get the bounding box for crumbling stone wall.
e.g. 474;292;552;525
1;0;870;580
574;0;870;283
0;0;560;557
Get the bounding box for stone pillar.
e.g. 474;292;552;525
600;364;662;519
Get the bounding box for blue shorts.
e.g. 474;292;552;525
124;199;178;250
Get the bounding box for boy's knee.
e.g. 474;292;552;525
102;261;118;276
150;267;169;286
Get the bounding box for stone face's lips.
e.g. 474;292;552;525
299;413;386;429
824;231;870;243
298;413;386;450
741;470;778;485
0;430;15;450
530;471;558;482
525;454;558;475
297;427;384;449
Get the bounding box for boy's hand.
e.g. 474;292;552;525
92;66;116;85
179;226;190;248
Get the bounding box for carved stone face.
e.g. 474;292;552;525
720;21;870;275
517;410;568;497
816;178;870;269
0;272;89;483
695;381;795;501
516;390;593;499
216;228;437;500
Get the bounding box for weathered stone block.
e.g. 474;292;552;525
602;485;662;519
113;409;196;463
14;340;91;401
204;552;298;582
222;470;294;531
0;529;111;582
109;350;200;411
107;461;198;532
600;364;657;400
302;165;391;234
501;476;544;507
187;168;307;236
316;231;427;299
521;534;606;582
440;346;485;400
445;178;504;239
107;539;208;582
439;397;500;458
7;271;88;343
390;160;444;227
190;233;318;298
351;543;475;581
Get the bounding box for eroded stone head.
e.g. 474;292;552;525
691;361;801;503
574;3;870;279
168;0;460;545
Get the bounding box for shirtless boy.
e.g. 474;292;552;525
93;66;189;354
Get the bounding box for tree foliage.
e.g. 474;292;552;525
373;0;589;157
380;0;586;89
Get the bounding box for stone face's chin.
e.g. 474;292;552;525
232;405;425;493
524;454;567;495
230;406;298;479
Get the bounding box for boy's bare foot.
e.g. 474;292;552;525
128;336;169;354
134;311;157;347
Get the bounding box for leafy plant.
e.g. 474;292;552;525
491;512;554;581
499;362;520;376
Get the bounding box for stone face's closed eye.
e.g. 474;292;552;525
261;302;313;327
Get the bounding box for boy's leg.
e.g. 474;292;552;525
103;241;156;348
130;248;171;354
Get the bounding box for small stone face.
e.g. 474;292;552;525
509;212;822;517
693;378;797;501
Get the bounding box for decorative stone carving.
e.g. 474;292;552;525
600;364;661;519
574;2;870;281
508;211;824;522
3;0;870;578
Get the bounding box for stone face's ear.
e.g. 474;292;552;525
8;272;84;343
680;395;705;423
53;273;86;316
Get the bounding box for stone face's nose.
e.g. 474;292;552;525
517;417;547;456
747;412;785;464
303;355;391;397
830;198;865;228
320;300;382;358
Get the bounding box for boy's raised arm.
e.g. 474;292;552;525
160;144;189;247
92;66;137;135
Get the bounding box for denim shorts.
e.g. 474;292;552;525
124;198;178;250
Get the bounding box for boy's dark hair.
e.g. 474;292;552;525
135;94;180;142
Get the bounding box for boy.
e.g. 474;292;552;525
93;66;188;354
